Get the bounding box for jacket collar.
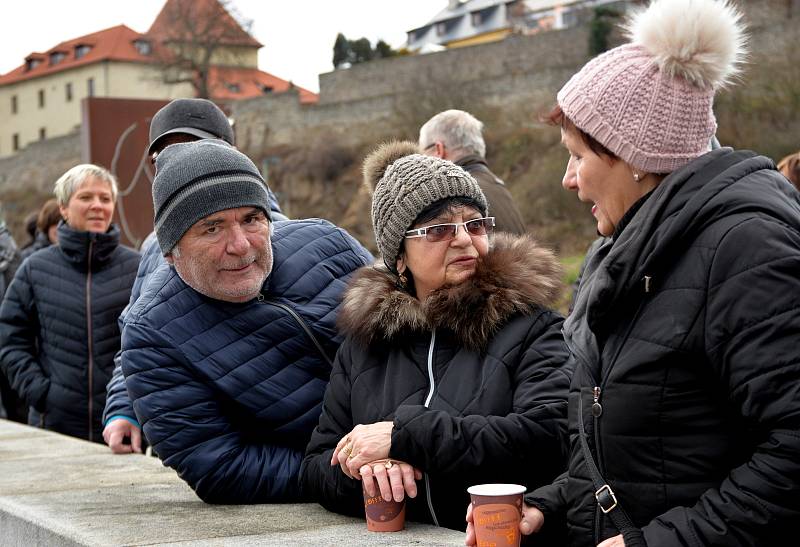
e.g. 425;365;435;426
338;233;562;351
57;221;121;269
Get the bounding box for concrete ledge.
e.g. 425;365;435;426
0;420;464;546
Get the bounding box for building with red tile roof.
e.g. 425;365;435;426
0;0;316;158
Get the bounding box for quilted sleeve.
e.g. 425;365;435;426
299;339;365;517
122;320;303;503
0;261;50;410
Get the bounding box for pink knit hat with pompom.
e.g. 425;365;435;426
557;0;747;174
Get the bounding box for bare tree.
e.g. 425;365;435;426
147;0;258;99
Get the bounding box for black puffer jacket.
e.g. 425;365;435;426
527;148;800;546
301;234;573;531
0;222;139;441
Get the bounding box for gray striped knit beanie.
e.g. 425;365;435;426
152;140;271;254
363;140;487;267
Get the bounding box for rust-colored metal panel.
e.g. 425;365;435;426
82;97;168;248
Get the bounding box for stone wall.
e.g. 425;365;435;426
0;132;81;242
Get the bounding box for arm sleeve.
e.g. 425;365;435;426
0;262;49;410
299;339;364;517
122;321;304;504
642;216;800;546
390;311;572;486
103;237;165;426
102;352;136;426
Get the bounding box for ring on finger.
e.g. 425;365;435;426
348;450;358;460
342;443;353;456
384;459;394;469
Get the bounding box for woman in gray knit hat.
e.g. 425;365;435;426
300;141;572;533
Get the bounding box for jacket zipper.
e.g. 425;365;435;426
591;279;650;542
86;240;94;442
423;329;439;527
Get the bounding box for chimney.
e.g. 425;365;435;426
448;0;462;10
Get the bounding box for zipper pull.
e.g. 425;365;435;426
591;386;603;417
257;293;264;302
644;275;652;293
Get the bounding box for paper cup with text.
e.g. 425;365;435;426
468;483;526;547
363;478;406;532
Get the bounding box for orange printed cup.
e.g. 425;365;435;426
468;483;526;547
362;479;406;532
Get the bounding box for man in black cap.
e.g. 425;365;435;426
101;98;287;453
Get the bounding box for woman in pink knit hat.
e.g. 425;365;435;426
465;1;800;546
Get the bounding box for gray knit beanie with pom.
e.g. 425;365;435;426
363;140;487;267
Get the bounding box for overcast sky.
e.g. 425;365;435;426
0;0;438;92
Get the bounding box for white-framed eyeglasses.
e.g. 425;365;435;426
404;217;495;243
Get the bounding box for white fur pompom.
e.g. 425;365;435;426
627;0;747;89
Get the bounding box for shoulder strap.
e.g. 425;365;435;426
260;299;334;369
578;395;647;546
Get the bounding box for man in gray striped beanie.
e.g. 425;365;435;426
153;139;273;302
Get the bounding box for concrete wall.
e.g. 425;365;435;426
231;25;592;157
316;25;590;105
0;420;465;546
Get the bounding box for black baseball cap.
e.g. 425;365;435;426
147;98;235;155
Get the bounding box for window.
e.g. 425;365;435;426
436;22;448;36
11;95;17;115
227;83;241;93
39;127;46;141
25;58;42;71
38;89;45;108
87;78;95;97
66;82;73;102
261;85;274;94
133;39;152;56
75;44;91;59
12;134;19;152
50;51;66;65
471;11;482;26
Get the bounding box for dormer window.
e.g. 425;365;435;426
261;85;274;94
50;51;66;65
227;83;241;93
25;57;42;71
74;44;91;59
133;39;152;56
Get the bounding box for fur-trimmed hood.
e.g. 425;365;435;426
338;233;563;351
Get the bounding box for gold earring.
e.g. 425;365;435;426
396;270;408;290
633;172;641;182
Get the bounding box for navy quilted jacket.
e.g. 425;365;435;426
121;219;372;503
0;223;139;441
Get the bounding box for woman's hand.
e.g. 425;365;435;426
597;534;625;547
360;459;423;502
330;421;393;479
465;502;544;546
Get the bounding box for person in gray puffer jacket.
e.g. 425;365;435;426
0;165;139;441
0;216;21;421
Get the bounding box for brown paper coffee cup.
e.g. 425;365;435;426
363;479;406;532
468;483;526;547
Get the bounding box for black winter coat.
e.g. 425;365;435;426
301;234;573;531
0;223;139;441
527;149;800;546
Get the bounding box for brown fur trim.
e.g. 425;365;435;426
338;233;563;351
362;140;420;195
